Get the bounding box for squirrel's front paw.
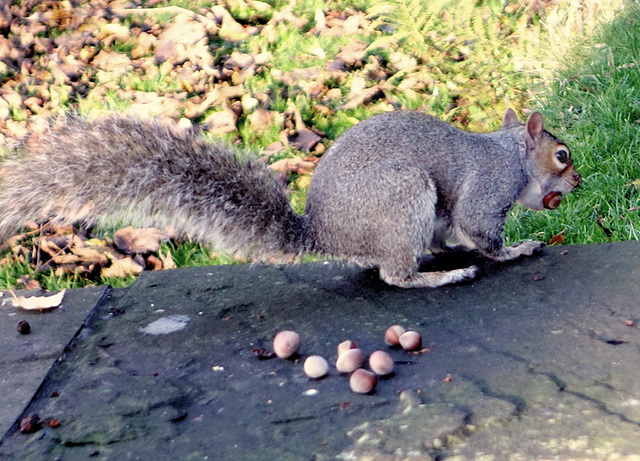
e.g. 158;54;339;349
511;240;544;258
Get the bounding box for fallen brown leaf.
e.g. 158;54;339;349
336;40;367;66
70;245;110;266
97;23;131;44
159;249;177;269
16;276;42;291
288;128;323;153
212;5;259;41
341;85;383;110
146;254;164;271
388;51;418;72
36;238;63;259
269;156;319;175
548;232;565;245
91;49;132;73
51;253;80;265
595;211;613;238
627;179;640;190
113;227;174;254
203;106;238;135
157;14;207;46
101;257;144;278
246;109;284;133
10;289;65;311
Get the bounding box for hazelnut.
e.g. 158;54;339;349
304;355;329;379
369;350;394;376
337;339;357;357
543;191;562;210
336;348;365;373
349;369;377;394
384;325;406;346
399;331;422;351
273;330;301;359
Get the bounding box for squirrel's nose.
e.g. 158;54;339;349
564;164;581;187
573;171;582;187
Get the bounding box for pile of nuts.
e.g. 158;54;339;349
271;325;424;394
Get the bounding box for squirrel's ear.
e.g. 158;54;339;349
502;108;520;128
526;112;544;139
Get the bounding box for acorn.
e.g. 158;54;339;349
273;330;301;359
349;369;377;394
336;348;365;373
337;339;357;357
384;325;406;346
399;331;422;351
304;355;329;379
369;350;394;376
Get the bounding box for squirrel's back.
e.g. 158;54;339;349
0;116;307;258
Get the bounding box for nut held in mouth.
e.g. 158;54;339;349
543;191;562;210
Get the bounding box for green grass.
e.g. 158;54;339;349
0;0;638;290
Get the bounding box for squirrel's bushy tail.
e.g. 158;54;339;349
0;115;308;259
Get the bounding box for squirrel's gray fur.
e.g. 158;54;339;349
0;110;580;288
0;116;308;259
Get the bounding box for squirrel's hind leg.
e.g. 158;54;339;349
380;264;478;288
375;183;479;288
377;235;478;288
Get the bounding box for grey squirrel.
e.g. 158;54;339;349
0;109;580;288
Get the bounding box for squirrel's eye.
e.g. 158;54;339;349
555;149;568;164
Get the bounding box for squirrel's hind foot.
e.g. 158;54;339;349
381;265;478;289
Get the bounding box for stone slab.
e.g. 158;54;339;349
0;286;109;439
1;242;640;460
